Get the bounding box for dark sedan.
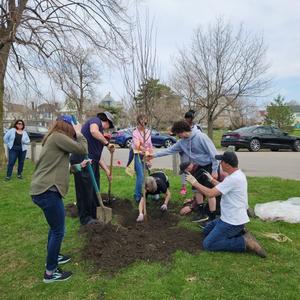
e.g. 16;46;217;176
26;125;48;142
110;128;177;148
221;125;300;152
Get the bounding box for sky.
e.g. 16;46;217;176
100;0;300;107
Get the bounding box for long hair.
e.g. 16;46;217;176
42;120;75;146
13;119;25;130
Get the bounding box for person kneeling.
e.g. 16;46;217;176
185;151;267;258
136;171;171;222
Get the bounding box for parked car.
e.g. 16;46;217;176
110;128;177;148
26;125;48;142
221;125;300;152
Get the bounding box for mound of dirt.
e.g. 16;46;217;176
78;198;202;273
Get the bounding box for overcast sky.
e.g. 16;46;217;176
101;0;300;107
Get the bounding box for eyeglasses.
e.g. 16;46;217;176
17;122;23;125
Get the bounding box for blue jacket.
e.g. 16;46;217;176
4;128;30;151
154;131;219;173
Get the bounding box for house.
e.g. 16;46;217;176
289;105;300;128
100;92;123;108
3;102;30;128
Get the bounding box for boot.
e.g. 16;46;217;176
191;204;209;223
244;232;267;258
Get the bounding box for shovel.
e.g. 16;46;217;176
107;151;115;203
71;115;112;223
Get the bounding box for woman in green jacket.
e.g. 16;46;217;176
30;115;88;283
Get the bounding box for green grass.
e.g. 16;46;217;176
291;129;300;137
1;162;300;299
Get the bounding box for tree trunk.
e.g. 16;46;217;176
207;115;214;140
0;43;11;169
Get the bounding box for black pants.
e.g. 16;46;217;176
73;166;100;225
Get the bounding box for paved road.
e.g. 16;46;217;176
26;145;300;180
101;148;300;181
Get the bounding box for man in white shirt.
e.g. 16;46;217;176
186;151;266;258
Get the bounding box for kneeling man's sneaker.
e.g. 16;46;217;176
58;254;71;265
191;213;209;223
244;232;267;258
43;268;72;283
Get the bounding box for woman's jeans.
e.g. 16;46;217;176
202;218;246;252
134;154;144;202
32;190;65;271
7;146;26;177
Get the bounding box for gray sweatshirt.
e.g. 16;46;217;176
154;131;219;172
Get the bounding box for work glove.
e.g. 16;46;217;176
203;170;213;182
185;173;198;185
160;204;168;211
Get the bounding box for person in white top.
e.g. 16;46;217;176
186;151;266;258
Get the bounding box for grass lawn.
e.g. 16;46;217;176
1;161;300;300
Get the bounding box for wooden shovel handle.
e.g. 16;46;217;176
108;151;113;198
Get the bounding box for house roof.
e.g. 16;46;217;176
4;102;29;113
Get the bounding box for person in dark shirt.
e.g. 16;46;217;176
81;111;115;190
3;119;30;180
136;171;171;222
179;161;218;222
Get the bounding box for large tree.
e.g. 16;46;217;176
121;8;158;120
135;78;182;129
172;18;271;138
0;0;129;167
265;95;295;129
48;46;100;122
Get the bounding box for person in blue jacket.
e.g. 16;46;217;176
4;119;30;180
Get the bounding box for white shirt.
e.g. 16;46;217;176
216;169;249;225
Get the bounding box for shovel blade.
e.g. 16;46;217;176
96;206;112;224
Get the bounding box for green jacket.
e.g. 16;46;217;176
30;132;88;197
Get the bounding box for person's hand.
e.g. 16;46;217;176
203;171;213;182
107;143;115;153
212;172;218;180
146;161;152;168
106;170;112;182
80;159;92;168
145;154;153;161
72;123;82;135
185;172;198;185
160;204;168;211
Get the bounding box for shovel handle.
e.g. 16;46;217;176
71;115;105;208
108;151;113;199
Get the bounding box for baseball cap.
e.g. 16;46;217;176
179;161;192;174
215;151;238;167
57;115;73;125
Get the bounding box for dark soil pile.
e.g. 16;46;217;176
77;197;202;273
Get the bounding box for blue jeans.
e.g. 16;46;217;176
6;146;26;177
134;154;144;202
202;218;246;252
32;190;65;271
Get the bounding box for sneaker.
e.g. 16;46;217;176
191;213;209;223
180;186;187;195
43;267;72;283
17;174;23;179
243;232;267;258
58;254;71;265
4;177;11;181
136;213;144;222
